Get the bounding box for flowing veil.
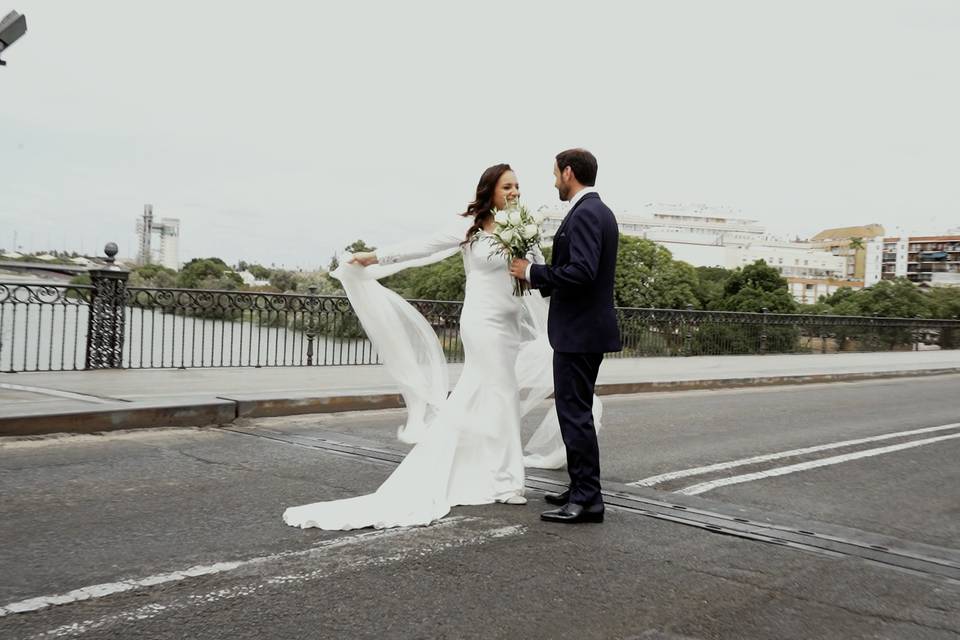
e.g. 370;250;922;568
331;250;602;469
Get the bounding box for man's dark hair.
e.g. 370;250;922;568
555;148;598;186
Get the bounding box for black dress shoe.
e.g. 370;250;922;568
540;502;604;524
543;490;570;506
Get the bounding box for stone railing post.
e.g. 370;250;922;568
759;307;769;354
305;285;320;366
85;242;130;369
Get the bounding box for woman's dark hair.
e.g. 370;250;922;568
460;163;512;244
556;148;598;186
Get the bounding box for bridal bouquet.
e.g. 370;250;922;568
489;200;544;296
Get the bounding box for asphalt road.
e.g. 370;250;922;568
2;375;959;639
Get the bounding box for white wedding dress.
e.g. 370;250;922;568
282;217;600;530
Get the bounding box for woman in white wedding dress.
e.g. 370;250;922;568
283;164;586;531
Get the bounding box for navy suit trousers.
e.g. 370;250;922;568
553;351;604;506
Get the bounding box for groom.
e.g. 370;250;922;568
510;148;621;524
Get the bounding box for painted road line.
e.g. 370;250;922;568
26;520;525;638
1;516;514;619
631;422;960;487
677;431;960;496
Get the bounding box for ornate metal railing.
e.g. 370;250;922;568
2;278;958;372
121;286;463;369
0;282;93;371
615;306;960;357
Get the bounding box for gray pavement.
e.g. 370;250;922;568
3;350;960;436
2;375;959;639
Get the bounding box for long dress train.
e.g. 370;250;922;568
282;218;599;530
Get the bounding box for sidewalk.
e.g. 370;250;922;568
2;351;959;436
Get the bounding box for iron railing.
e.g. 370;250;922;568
2;280;958;372
615;306;959;357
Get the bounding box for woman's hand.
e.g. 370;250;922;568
348;252;378;267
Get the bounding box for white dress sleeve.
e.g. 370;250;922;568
328;215;471;445
376;217;471;265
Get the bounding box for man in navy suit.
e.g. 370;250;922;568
510;148;621;523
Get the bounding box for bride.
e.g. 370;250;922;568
282;163;598;530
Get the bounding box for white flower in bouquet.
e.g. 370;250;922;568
531;210;546;225
485;199;545;296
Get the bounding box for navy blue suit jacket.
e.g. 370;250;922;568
529;192;622;354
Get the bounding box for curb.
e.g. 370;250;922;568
0;398;237;438
2;367;958;437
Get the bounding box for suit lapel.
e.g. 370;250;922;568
554;192;600;237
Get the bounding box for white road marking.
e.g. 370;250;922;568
1;516;517;621
677;431;960;496
28;521;524;638
0;382;117;404
631;422;960;487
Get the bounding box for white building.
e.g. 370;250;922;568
238;271;271;287
136;205;180;270
543;204;851;303
864;238;884;286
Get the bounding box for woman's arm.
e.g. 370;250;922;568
354;218;469;265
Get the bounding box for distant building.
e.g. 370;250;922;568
542;203;851;303
136;205;180;270
238;271;271;287
881;234;960;286
809;224;886;282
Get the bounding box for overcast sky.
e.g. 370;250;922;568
2;1;958;269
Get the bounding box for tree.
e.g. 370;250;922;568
926;287;960;348
691;260;799;354
821;286;858;307
614;235;699;309
177;258;242;290
926;286;960;320
247;264;272;280
381;253;466;301
129;263;177;289
714;260;798;314
694;266;732;309
829;278;931;318
268;269;298;293
848;237;866;251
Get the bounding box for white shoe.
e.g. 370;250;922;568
498;495;528;505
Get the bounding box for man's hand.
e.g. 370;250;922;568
509;258;530;280
348;252;378;267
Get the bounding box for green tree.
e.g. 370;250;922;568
129;264;177;289
691;260;799;354
248;264;272;280
714;260;798;314
382;253;466;301
268;269;298;293
829;278;931;318
177;258;242;290
614;235;699;309
694;266;732;309
818;279;933;351
926;286;960;320
926;287;960;348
